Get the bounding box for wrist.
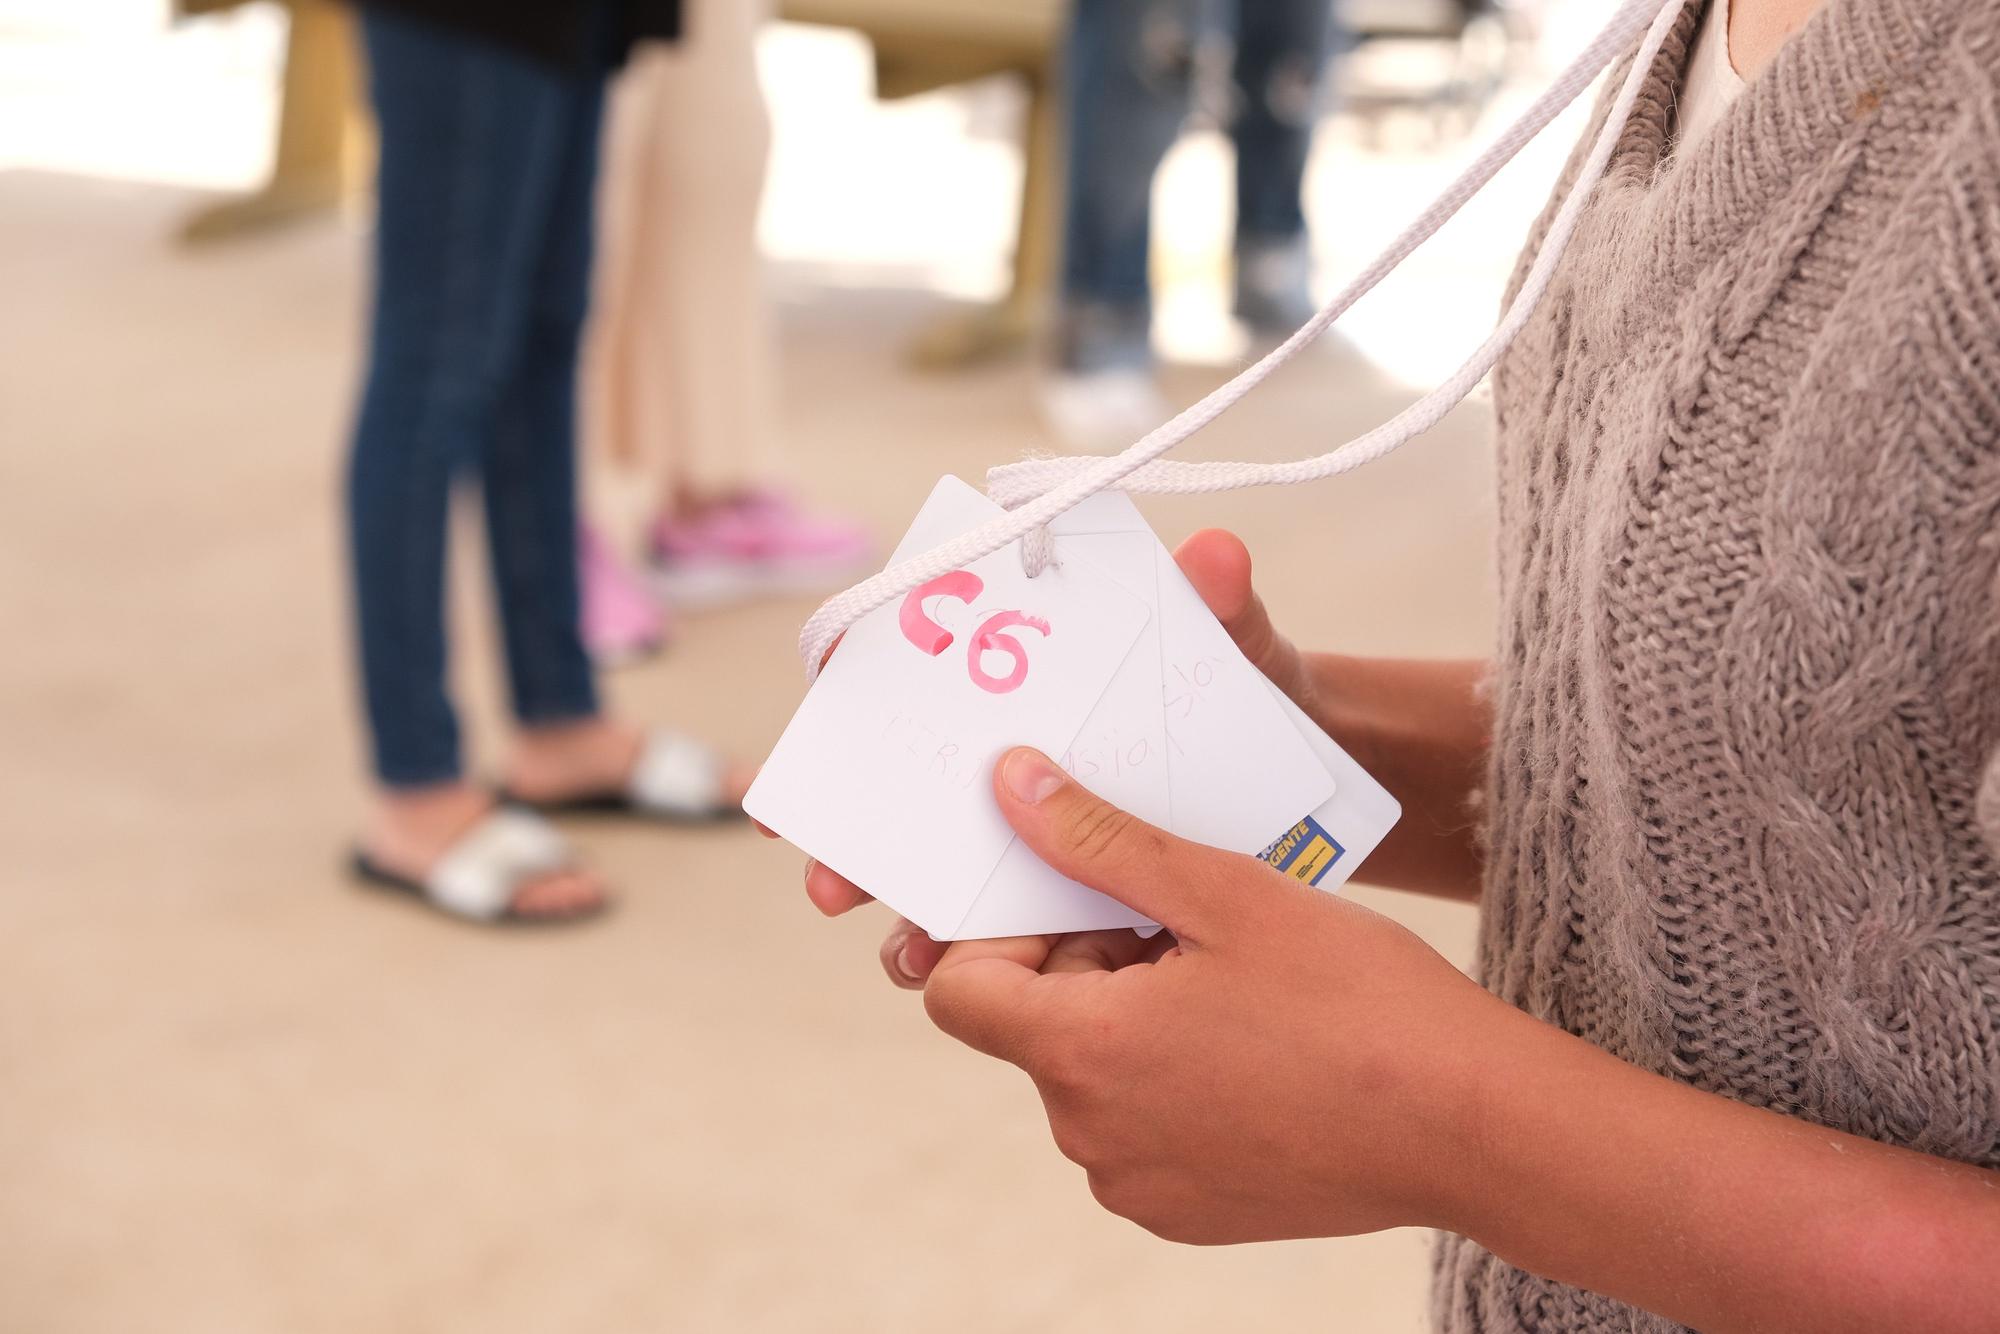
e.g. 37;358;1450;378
1297;653;1492;899
1299;652;1390;775
1409;994;1569;1240
1422;999;1677;1272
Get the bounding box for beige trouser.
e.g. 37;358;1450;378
584;0;776;511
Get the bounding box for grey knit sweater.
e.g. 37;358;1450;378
1434;0;2000;1329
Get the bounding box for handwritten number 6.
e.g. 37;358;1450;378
898;571;1050;694
967;611;1050;694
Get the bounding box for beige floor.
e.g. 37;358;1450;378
0;170;1499;1334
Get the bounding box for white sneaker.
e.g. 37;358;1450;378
1038;368;1172;453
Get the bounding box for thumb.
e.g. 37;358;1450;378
993;747;1251;941
1172;529;1316;713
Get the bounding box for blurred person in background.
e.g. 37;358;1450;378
807;0;2000;1327
576;0;871;665
347;0;748;925
1043;0;1339;448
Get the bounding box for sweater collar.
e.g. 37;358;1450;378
1595;0;1973;283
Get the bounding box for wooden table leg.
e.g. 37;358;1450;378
903;61;1059;371
178;0;368;246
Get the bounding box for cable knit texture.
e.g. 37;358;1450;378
1434;0;2000;1329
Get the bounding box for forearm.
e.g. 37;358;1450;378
1439;1005;2000;1333
1303;654;1489;901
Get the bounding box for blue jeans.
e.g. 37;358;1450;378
1059;0;1336;370
348;8;608;787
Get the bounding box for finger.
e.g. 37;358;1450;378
753;818;779;840
1042;928;1155;975
992;747;1257;941
923;935;1064;1064
805;859;873;916
880;917;953;989
1172;529;1314;708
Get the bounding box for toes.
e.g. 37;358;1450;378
509;869;608;920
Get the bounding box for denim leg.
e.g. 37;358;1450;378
481;67;605;729
1229;0;1336;243
347;10;594;787
1057;0;1202;372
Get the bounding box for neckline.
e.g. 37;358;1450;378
1676;0;1748;150
1710;0;1745;83
1596;0;1963;272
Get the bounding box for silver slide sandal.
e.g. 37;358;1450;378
499;727;740;824
349;807;601;925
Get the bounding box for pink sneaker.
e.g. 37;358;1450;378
649;488;872;610
579;524;672;666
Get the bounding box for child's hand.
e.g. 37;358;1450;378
920;745;1509;1244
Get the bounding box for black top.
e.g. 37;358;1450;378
356;0;682;70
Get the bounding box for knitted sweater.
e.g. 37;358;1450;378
1434;0;2000;1329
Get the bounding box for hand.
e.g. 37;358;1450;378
789;528;1328;987
920;744;1513;1245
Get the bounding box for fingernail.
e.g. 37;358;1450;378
803;858;818;884
883;928;922;987
1002;748;1067;805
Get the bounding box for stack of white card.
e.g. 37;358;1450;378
747;476;1401;941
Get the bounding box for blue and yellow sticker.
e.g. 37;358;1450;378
1259;815;1344;887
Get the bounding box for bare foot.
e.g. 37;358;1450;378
502;717;754;808
361;782;607;920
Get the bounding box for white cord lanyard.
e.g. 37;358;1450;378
798;0;1691;677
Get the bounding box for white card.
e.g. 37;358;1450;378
746;477;1153;940
952;490;1341;939
754;478;1402;941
